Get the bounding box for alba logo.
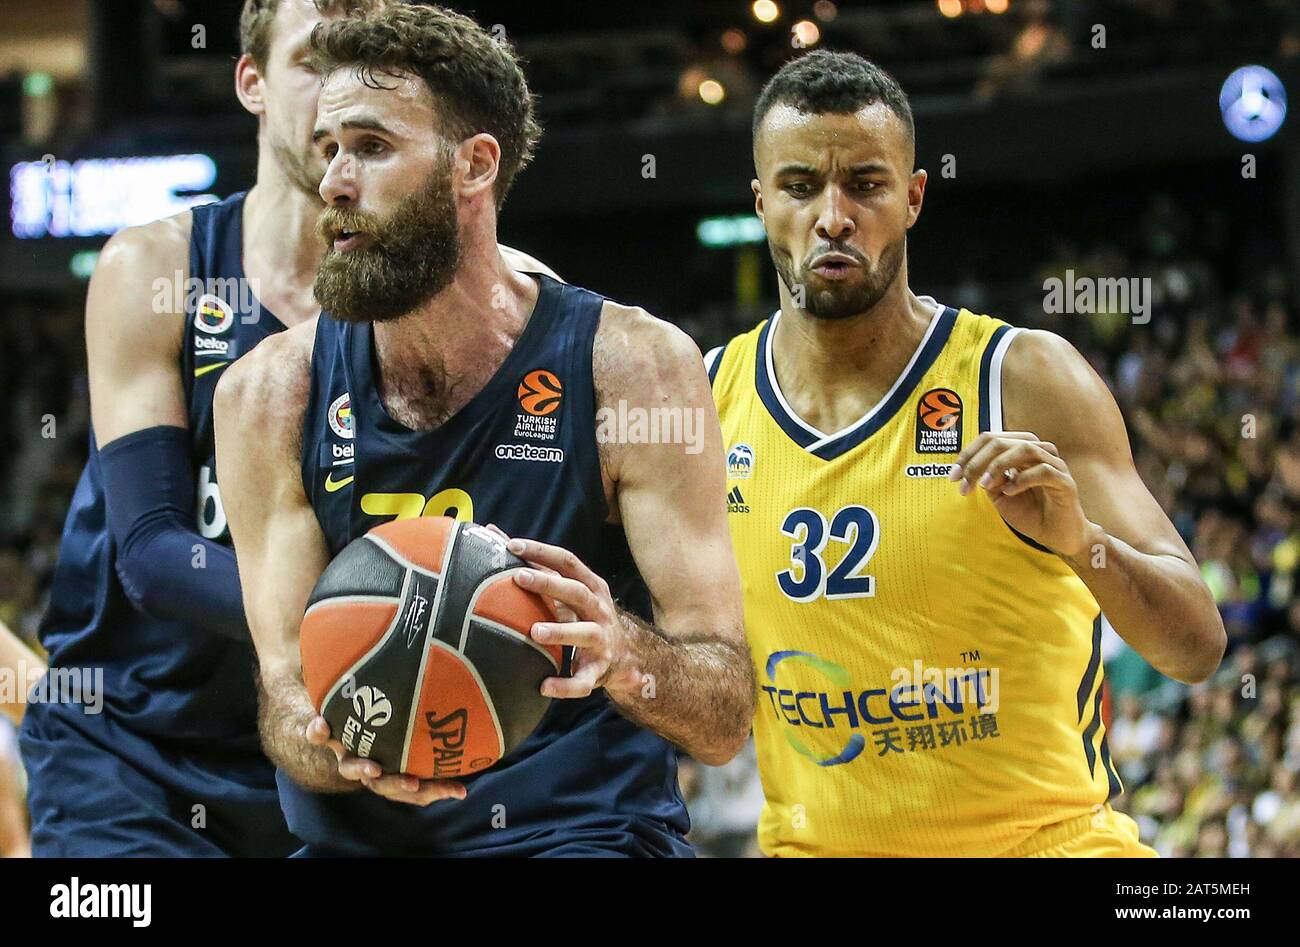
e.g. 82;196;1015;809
194;294;234;334
727;443;755;480
328;393;354;440
918;388;962;430
352;685;393;728
517;369;563;416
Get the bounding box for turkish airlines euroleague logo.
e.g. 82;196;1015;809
514;369;563;441
518;369;563;416
915;388;962;454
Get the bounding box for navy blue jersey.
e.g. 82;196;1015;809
28;193;288;805
285;276;692;856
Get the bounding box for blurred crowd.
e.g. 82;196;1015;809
1;190;1298;857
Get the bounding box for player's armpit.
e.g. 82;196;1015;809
591;304;754;765
214;325;354;793
1000;329;1225;683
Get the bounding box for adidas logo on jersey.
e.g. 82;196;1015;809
727;487;750;514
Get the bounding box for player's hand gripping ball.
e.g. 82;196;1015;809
299;517;561;780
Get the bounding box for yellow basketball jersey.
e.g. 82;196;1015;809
707;299;1120;857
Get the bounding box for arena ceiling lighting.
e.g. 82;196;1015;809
10;153;218;239
1220;65;1288;143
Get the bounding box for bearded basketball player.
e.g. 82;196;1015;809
20;0;559;857
214;4;752;857
706;51;1226;857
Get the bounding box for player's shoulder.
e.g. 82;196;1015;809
93;209;193;285
700;318;770;401
214;317;318;432
593;299;704;394
1001;328;1102;399
999;327;1119;438
500;243;562;281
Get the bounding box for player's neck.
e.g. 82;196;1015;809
241;155;326;328
772;281;935;434
371;237;539;431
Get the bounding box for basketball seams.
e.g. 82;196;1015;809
303;594;400;619
461;569;561;672
470;613;561;673
364;532;445;581
414;637;507;767
398;520;464;773
315;571;412;715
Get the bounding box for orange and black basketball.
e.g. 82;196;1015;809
299;517;561;780
517;369;563;416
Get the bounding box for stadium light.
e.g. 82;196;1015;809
1220;65;1287;143
793;20;821;47
721;28;747;54
752;1;780;25
699;80;727;105
814;1;838;22
697;215;766;248
937;0;963;19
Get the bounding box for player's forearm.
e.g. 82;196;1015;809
258;665;356;794
605;611;755;765
1063;525;1226;684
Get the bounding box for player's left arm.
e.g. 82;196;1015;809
503;305;754;766
951;329;1226;684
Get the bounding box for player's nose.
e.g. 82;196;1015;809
319;152;359;206
814;185;856;241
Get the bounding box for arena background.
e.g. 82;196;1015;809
0;0;1297;858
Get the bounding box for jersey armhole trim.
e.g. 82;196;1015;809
705;343;729;387
979;325;1025;435
977;325;1052;554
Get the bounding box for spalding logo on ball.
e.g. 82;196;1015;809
299;517;561;779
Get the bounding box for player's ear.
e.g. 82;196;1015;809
235;53;266;117
456;133;501;202
752;179;765;224
906;168;927;229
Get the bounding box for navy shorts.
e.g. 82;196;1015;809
20;703;299;858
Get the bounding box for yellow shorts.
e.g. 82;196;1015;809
1014;806;1157;858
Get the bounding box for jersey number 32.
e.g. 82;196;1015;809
776;505;879;602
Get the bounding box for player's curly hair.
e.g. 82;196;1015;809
239;0;387;72
753;50;914;152
308;4;542;210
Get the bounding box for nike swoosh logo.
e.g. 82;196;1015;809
194;361;229;378
324;472;354;493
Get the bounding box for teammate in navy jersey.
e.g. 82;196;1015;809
20;0;558;857
214;4;753;856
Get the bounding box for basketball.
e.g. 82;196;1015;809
299;517;561;780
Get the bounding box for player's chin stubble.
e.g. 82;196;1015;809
772;234;907;321
314;168;462;324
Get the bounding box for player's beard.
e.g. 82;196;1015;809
313;162;462;324
771;233;907;320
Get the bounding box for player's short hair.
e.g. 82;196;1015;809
307;3;541;209
753;50;914;156
239;0;387;72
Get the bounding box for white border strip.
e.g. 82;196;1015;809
987;327;1025;435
